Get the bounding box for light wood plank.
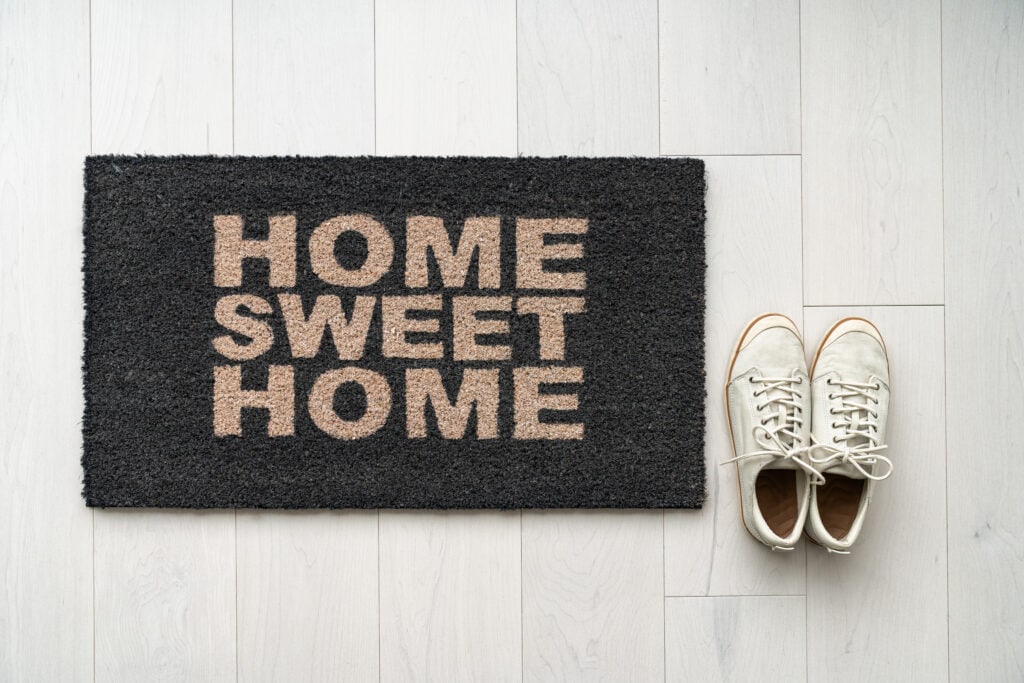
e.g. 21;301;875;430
659;0;800;155
90;1;237;679
376;6;521;678
374;0;517;155
522;512;663;682
801;0;942;305
0;1;93;680
943;1;1024;678
233;0;374;155
91;0;233;154
803;306;947;681
664;156;805;596
517;0;658;155
379;512;522;682
516;21;666;675
665;596;806;682
231;3;380;680
94;513;236;682
236;512;379;682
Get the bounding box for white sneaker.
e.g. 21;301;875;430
805;317;894;554
724;314;819;551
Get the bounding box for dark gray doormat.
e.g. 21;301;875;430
83;156;706;509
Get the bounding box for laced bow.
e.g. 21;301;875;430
722;374;823;485
807;378;893;482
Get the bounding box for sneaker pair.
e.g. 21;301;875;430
724;314;893;554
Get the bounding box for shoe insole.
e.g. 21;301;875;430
817;474;865;540
755;470;798;537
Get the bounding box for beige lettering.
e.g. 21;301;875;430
214;214;296;288
308;368;391;439
452;296;512;361
515;218;587;290
513;366;584;440
309;214;394;286
278;294;376;360
213;364;295;436
405;216;501;289
406;368;500;439
212;294;274;361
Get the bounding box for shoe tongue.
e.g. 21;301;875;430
827;385;874;479
758;367;801;452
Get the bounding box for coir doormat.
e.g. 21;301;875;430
83;156;706;508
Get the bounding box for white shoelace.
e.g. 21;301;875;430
806;378;893;482
722;375;824;486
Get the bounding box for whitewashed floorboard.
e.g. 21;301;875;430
231;4;380;680
522;512;663;682
665;156;805;596
659;0;800;156
235;512;379;682
375;0;516;156
804;306;947;681
90;1;237;679
379;512;522;682
517;0;658;156
0;1;93;680
944;1;1024;679
375;4;522;678
233;0;375;155
93;513;236;682
665;596;806;682
517;24;665;676
91;0;233;154
801;0;943;305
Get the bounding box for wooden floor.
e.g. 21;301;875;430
1;0;1021;680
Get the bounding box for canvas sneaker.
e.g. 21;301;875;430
724;314;820;551
805;317;894;554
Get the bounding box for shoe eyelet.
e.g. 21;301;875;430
755;404;764;411
828;394;836;400
748;376;756;384
831;422;839;429
872;383;880;390
826;378;833;385
829;408;837;415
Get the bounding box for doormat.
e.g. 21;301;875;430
83;156;706;508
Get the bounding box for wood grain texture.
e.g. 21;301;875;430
804;306;947;682
375;7;521;678
943;1;1024;678
665;156;805;596
94;512;236;682
659;0;800;155
0;1;93;680
375;0;516;155
231;6;380;680
801;0;942;305
665;596;805;682
522;512;663;682
90;0;237;679
379;512;522;682
236;512;379;682
233;0;374;155
517;0;658;155
91;0;233;154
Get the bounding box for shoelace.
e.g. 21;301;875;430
806;378;893;482
722;375;824;486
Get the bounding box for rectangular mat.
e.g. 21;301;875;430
83;156;706;508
